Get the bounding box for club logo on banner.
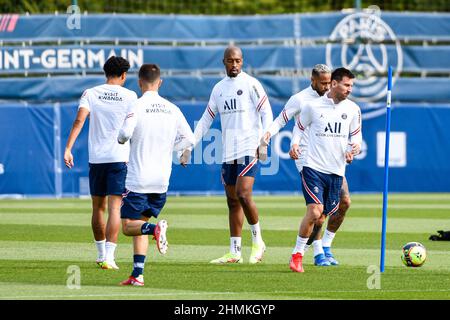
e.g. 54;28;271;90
326;7;403;105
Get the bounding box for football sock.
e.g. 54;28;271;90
141;222;156;235
105;241;117;262
230;237;242;256
313;240;325;257
95;239;106;261
250;222;263;244
322;229;336;248
131;254;146;278
293;236;309;255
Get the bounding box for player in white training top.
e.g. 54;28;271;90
180;46;273;264
64;56;137;270
288;68;362;273
118;64;194;286
261;65;357;267
262;64;331;172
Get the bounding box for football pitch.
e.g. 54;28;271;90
0;194;449;300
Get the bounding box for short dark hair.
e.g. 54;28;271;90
331;67;355;82
138;64;161;84
103;56;130;78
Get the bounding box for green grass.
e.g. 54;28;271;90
0;194;449;300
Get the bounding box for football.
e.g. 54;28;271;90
401;242;427;267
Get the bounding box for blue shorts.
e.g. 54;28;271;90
221;156;259;185
301;166;343;216
89;162;127;196
121;191;167;220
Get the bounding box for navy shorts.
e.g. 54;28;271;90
89;162;127;196
300;166;343;216
221;156;259;185
121;191;167;220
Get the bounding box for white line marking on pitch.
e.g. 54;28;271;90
1;288;449;299
0;291;237;299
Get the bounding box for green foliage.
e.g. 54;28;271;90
0;0;448;14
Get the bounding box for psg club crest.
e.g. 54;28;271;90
326;7;403;106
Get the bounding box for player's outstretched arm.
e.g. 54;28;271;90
260;132;271;146
253;81;273;132
180;104;210;167
118;104;138;144
345;150;354;164
174;108;195;167
257;131;271;161
192;102;217;151
266;95;301;139
180;149;191;167
64;107;89;169
289;144;301;160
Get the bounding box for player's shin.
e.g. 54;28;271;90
296;205;323;253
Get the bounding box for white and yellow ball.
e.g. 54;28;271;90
401;242;427;267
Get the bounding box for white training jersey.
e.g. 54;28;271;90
266;85;320;172
295;94;362;177
118;91;195;194
79;84;137;164
192;72;273;162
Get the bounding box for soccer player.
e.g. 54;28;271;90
260;64;356;266
180;46;273;264
118;64;194;286
64;56;137;270
287;67;362;273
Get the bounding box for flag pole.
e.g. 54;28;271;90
380;66;393;273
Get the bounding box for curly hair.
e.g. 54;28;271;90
103;56;130;78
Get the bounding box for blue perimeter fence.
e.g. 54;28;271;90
1;100;450;196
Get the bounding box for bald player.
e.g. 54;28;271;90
181;46;273;264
